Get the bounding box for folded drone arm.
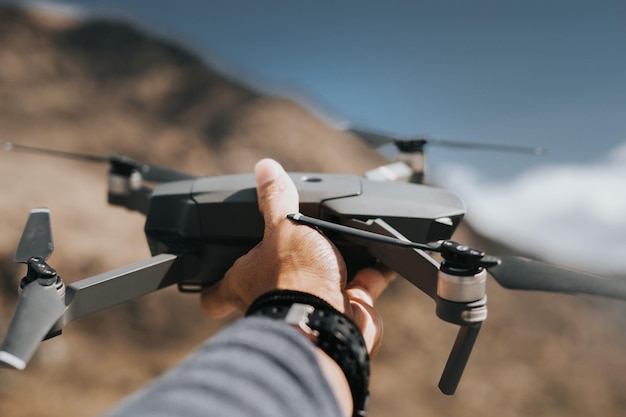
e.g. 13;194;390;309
62;253;191;325
0;253;194;369
338;218;439;297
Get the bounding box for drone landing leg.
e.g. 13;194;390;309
438;323;482;395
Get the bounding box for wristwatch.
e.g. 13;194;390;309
246;290;370;417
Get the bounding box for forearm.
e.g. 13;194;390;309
103;317;345;417
313;346;352;417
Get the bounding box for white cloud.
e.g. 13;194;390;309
433;142;626;275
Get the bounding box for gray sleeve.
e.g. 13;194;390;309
102;317;344;417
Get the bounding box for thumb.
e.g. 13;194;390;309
254;158;299;228
200;159;296;318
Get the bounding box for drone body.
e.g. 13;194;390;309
144;173;465;289
1;139;624;397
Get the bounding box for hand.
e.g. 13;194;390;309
200;158;394;355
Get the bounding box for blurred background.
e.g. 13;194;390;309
0;1;625;416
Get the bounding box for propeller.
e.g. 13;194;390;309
348;127;546;155
14;208;54;263
2;142;194;183
0;209;67;370
488;256;626;300
287;213;626;301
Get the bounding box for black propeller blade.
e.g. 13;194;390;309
2;142;194;183
14;208;53;263
488;256;626;301
348;127;546;155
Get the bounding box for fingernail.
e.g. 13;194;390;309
255;158;280;186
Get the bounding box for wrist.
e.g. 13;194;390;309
246;290;370;417
274;270;346;313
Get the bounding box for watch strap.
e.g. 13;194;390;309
246;289;370;417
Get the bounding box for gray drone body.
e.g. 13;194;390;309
0;170;467;376
144;173;465;288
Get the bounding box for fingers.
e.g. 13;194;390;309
350;299;384;356
254;158;299;228
347;264;395;303
346;265;395;355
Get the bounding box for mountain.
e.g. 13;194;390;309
0;5;624;417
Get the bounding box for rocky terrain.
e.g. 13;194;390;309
0;5;625;417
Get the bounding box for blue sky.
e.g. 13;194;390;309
16;0;626;273
25;0;626;178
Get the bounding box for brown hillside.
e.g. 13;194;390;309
0;6;625;417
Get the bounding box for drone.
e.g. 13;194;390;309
1;133;624;397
